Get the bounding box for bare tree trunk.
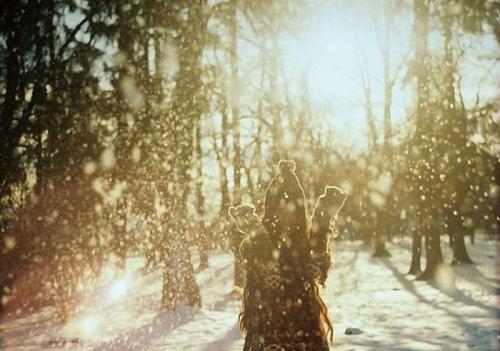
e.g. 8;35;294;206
161;225;177;309
373;4;396;258
253;59;266;212
269;36;282;161
441;12;473;266
215;94;231;216
227;5;246;282
359;58;389;257
230;0;242;204
414;0;443;280
161;0;207;308
359;59;377;151
448;214;473;264
195;123;209;270
408;227;422;274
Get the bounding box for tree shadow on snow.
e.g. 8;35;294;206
451;264;498;295
428;278;498;316
379;257;496;350
92;305;197;351
210;291;238;312
199;324;242;351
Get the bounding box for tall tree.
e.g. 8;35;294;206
230;0;243;204
413;0;444;280
434;0;499;264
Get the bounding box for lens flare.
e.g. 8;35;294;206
108;276;131;301
79;315;101;335
435;264;456;293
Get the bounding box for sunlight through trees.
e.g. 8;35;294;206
0;0;498;349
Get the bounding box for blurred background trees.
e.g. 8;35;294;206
0;0;498;317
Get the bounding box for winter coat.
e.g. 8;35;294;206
240;234;330;351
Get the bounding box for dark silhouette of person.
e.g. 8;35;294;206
239;160;332;351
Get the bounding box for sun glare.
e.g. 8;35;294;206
278;2;412;150
107;275;132;302
79;315;102;336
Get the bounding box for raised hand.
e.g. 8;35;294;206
311;186;348;238
228;204;262;238
309;186;348;284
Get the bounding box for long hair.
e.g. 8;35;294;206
239;160;333;342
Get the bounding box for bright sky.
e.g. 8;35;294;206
277;1;410;150
80;0;497;153
268;0;498;151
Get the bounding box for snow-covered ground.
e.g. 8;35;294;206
1;238;498;350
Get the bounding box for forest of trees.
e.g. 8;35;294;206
0;0;498;321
